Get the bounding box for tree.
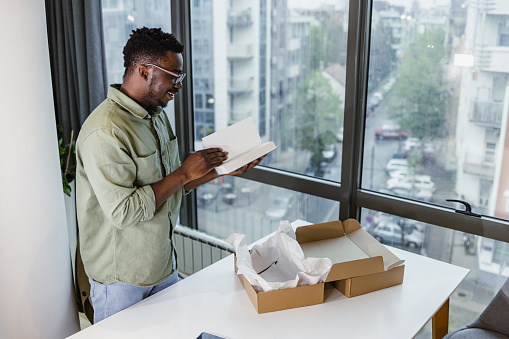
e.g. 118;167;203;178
389;27;448;139
310;26;328;71
282;71;342;171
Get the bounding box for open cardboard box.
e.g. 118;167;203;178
234;219;405;313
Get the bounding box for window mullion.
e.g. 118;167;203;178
172;1;198;229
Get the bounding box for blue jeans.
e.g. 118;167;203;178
89;259;180;323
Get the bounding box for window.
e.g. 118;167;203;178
195;94;203;109
101;0;172;84
191;0;346;181
500;34;509;46
101;1;509;337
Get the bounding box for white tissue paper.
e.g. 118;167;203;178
226;220;332;292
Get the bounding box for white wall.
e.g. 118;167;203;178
0;0;80;338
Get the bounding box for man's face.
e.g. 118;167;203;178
143;51;184;110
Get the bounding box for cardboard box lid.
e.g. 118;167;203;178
294;219;404;281
343;219;404;271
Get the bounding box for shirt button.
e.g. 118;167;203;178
82;291;87;297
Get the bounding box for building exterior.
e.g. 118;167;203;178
191;0;313;154
455;0;509;278
191;0;216;140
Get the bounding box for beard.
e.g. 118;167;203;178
144;78;171;110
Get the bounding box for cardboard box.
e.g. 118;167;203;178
234;219;405;313
236;264;325;313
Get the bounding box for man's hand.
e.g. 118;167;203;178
181;148;228;182
152;148;227;209
227;155;266;176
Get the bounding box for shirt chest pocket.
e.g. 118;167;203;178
133;151;163;186
162;138;180;174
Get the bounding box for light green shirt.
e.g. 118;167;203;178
76;84;183;286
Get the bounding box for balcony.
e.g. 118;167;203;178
463;156;496;178
287;38;300;51
470;100;504;128
485;0;509;15
288;64;300;78
476;46;509;73
228;77;254;94
228;8;252;26
228;44;254;60
229;107;253;122
463;161;496;178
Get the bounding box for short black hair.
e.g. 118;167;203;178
122;27;184;76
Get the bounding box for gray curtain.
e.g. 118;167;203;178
45;0;108;318
45;0;108;143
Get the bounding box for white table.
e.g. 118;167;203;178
68;245;469;339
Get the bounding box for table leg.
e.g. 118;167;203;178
432;298;450;339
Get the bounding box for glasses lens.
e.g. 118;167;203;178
176;73;186;86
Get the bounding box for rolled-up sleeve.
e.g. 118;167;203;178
81;128;157;229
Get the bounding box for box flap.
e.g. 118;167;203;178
345;226;405;271
295;220;344;244
256;283;324;313
325;257;384;282
299;234;386;281
334;264;405;297
300;236;369;263
342;219;362;234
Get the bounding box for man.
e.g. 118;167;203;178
76;27;263;324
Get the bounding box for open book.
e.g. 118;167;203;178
201;117;277;175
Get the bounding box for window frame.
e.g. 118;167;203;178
172;0;509;244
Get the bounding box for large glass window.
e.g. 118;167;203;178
363;1;509;223
191;0;348;181
360;3;509;332
190;0;348;243
197;177;339;244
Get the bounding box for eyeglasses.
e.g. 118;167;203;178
145;63;186;86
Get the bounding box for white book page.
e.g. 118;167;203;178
201;117;261;159
215;141;276;175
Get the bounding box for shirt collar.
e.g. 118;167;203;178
107;84;163;119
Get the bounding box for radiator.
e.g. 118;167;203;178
174;225;234;276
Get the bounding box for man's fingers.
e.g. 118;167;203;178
203;147;225;155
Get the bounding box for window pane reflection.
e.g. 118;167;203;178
102;1;172;84
191;0;348;182
362;0;509;220
197;177;339;244
361;208;509;337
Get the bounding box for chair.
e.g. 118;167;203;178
443;277;509;339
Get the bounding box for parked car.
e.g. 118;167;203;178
388;168;409;179
384;187;433;202
401;220;427;236
403;138;420;156
322;144;336;162
375;125;408;140
392;152;406;159
385;158;408;175
368;91;383;110
371;222;423;248
336;127;344;143
387;175;436;192
422;142;436;163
